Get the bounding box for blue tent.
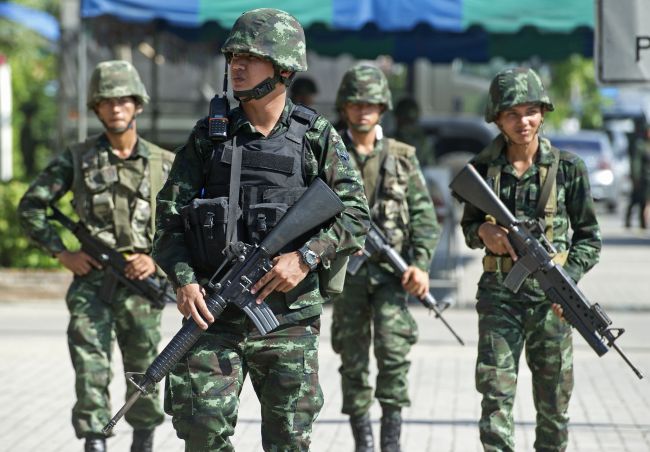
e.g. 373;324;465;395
80;0;594;63
0;2;59;42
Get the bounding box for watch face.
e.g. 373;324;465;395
302;248;318;269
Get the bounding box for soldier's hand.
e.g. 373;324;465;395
56;250;102;276
251;252;310;303
402;266;430;299
176;283;213;329
551;303;564;320
478;222;518;260
124;253;156;280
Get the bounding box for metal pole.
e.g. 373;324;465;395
150;30;159;143
0;55;12;181
77;21;88;142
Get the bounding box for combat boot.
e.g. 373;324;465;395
84;435;106;452
131;429;154;452
380;408;402;452
349;413;374;452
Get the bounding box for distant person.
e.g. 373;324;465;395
626;124;650;229
461;67;601;451
17;60;174;452
394;97;435;167
289;75;318;107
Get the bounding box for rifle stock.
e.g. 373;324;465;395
103;177;346;434
450;163;644;379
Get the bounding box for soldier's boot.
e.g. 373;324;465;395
131;429;154;452
84;436;107;452
380;408;402;452
349;413;375;452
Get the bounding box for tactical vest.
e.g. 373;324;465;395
186;105;318;275
369;138;416;255
70;135;174;252
481;139;568;272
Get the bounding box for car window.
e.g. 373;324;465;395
551;138;605;169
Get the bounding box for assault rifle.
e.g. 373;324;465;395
103;178;346;434
348;222;465;345
48;206;175;309
450;163;644;379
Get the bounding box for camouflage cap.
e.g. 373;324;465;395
484;67;554;123
336;63;392;110
87;60;149;108
221;8;308;72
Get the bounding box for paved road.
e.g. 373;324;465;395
1;210;649;451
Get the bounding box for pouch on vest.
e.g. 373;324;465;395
320;255;349;295
181;197;241;275
246;202;288;244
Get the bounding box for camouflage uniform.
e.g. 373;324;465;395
17;61;172;440
461;68;602;452
330;64;439;434
152;9;369;452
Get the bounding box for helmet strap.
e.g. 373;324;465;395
233;72;283;102
96;108;139;134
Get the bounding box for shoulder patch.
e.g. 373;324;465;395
336;146;350;162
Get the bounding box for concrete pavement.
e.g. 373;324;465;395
1;211;649;451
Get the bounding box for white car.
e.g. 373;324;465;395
547;131;622;212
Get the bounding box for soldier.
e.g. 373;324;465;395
393;97;435;167
17;60;174;452
460;67;601;451
152;8;369;451
289;76;319;107
331;63;440;452
626;123;650;229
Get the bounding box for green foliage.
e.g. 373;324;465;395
0;0;59;180
0;180;76;268
548;56;603;130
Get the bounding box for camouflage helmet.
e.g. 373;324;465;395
484;67;554;123
87;60;149;108
221;8;308;72
336;63;392;110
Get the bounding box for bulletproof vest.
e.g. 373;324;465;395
70;135;174;252
200;104;317;252
370;138;416;255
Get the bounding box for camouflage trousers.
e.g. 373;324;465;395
475;298;574;452
164;316;324;451
331;268;418;417
65;270;164;438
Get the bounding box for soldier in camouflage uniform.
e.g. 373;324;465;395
17;60;174;452
331;63;440;452
460;67;601;452
152;9;369;451
393;97;435;167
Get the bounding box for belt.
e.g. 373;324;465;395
483;251;569;273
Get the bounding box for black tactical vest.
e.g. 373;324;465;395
182;105;318;275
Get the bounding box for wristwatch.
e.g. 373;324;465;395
298;245;319;271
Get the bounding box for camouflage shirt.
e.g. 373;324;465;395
18;134;168;255
153;98;369;290
342;130;439;277
461;135;602;302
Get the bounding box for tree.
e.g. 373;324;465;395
0;0;59;180
548;55;603;130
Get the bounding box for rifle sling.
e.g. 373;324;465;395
226;136;242;251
